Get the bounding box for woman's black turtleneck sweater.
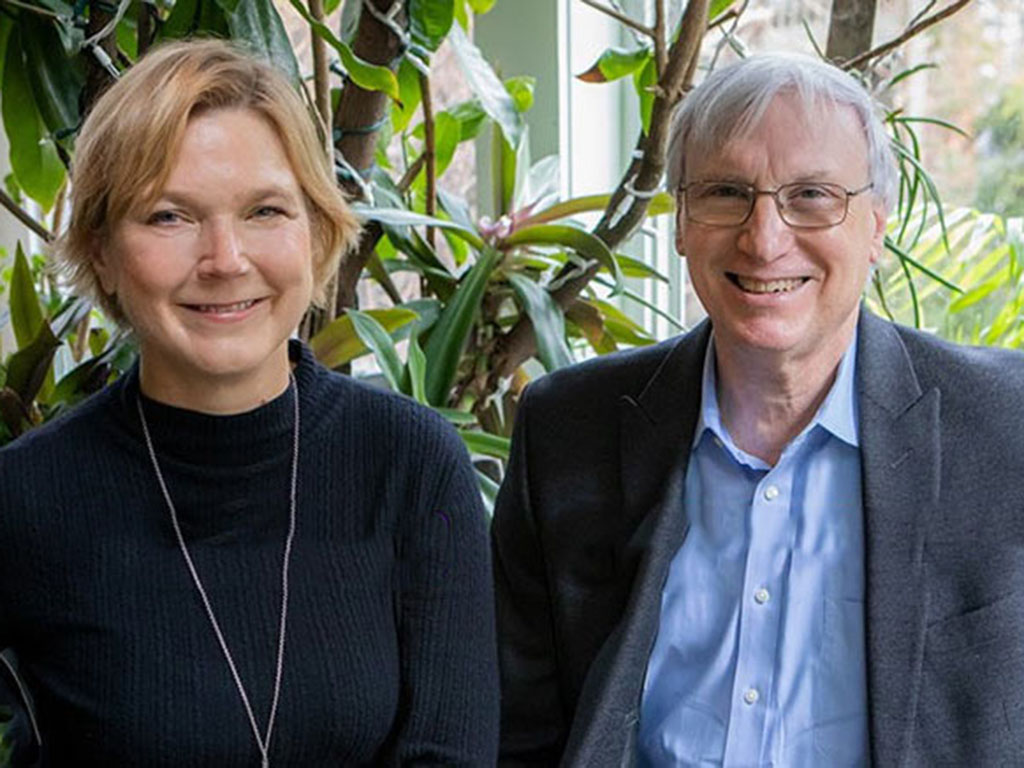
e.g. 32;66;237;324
0;342;498;766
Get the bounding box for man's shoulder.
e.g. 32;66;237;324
889;321;1024;392
522;325;705;415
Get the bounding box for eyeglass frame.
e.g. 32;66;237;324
676;180;875;230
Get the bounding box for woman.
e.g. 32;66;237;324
0;40;498;766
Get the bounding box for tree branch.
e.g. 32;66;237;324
484;0;710;387
653;0;667;76
841;0;971;70
579;0;655;40
309;0;332;156
0;189;53;242
418;71;437;247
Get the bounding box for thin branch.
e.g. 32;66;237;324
309;0;332;158
841;0;971;71
653;0;667;76
0;189;53;242
0;0;59;19
579;0;655;39
397;153;427;193
418;72;437;247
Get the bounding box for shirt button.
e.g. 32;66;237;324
743;687;760;705
754;588;770;605
763;485;779;501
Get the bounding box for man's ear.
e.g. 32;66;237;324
868;203;886;265
675;209;687;257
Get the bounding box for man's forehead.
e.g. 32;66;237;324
687;94;869;177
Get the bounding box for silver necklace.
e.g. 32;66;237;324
136;374;299;768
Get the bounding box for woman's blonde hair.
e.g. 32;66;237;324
57;38;360;322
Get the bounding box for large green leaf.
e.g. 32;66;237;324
9;244;44;350
160;0;201;38
352;204;484;248
5;320;59;405
423;246;503;406
409;0;455;52
21;15;83;140
507;273;574;372
348;309;405;392
310;307;418;368
577;47;651;84
217;0;301;85
503;224;623;293
2;29;65;211
448;23;523;148
289;0;401;101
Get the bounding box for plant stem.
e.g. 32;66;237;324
579;0;655;40
0;189;53;242
653;0;667;76
309;0;332;158
418;72;437;248
0;0;59;19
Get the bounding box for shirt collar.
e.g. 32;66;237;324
694;328;860;452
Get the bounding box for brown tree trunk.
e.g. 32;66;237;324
826;0;877;62
82;0;119;116
332;0;408;317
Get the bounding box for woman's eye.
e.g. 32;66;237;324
146;210;183;225
252;206;286;219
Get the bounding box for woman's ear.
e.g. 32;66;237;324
92;242;119;296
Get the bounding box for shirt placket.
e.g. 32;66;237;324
722;461;793;766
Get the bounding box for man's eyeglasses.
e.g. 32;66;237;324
677;180;874;229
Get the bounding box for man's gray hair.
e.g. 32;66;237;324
666;53;898;215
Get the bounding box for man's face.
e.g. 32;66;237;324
676;94;886;366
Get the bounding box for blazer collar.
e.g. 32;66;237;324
857;308;941;766
619;320;710;524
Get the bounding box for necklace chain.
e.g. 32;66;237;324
136;374;300;768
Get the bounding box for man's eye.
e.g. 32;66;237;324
702;184;749;200
787;184;837;201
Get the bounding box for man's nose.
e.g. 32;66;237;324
198;218;249;277
736;194;794;262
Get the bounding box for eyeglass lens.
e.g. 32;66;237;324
684;182;852;227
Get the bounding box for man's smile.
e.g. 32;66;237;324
726;272;810;294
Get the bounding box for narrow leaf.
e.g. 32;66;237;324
348;309;405;392
407;334;427;403
310;307;418;368
9;244;43;350
503;224;623;293
5;320;59;404
460;429;510;459
507;273;574;372
423;246;503;406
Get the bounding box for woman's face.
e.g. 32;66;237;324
97;107;315;410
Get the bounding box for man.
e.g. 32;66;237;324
493;53;1024;767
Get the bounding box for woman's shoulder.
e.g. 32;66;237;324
0;379;125;468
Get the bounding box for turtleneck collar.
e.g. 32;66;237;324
113;340;322;468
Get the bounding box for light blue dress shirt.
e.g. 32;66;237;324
638;333;869;767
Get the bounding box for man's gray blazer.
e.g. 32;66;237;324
492;308;1024;767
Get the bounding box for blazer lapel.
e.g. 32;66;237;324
858;310;941;767
563;322;710;767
